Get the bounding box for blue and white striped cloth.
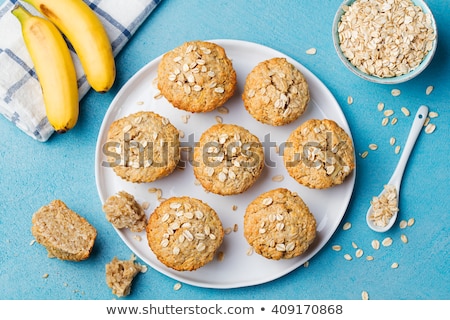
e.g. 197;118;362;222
0;0;161;142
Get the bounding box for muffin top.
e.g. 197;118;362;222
242;57;310;126
105;111;180;183
157;41;237;113
146;196;224;271
193;123;265;195
283;118;355;189
244;188;316;260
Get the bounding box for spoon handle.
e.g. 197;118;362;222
389;105;429;187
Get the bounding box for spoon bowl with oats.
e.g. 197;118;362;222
366;105;428;232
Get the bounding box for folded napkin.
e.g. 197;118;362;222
0;0;161;142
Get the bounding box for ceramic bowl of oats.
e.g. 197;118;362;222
332;0;438;84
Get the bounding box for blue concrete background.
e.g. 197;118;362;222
0;0;448;300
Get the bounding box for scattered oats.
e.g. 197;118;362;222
217;106;229;114
401;107;411;117
271;174;284;182
425;123;436;134
356;248;364;258
42;273;49;279
141;201;150;210
224;227;232;235
332;245;342;251
377;102;385;111
391;89;401;97
30;239;36;246
369;143;378;151
173;282;182;291
382;117;389;126
426;85;434;95
360;151;369;158
306;47;317;55
136;101;144;105
362;291;369;300
246;247;254;256
181;114;190;124
399;220;408;229
233;223;239;232
366;256;374;261
390;137;396;146
133;235;142;242
343;222;352;230
351;241;358;249
428;111;439;118
371;239;380;250
178;130;185;138
395;145;401;154
347;96;353;105
217;251;224;262
384;109;394;117
232;205;238;211
382;237;393;247
344;253;353;261
303;261;310;268
215;115;223;123
148;187;158;193
401;234;408;244
407;218;415;227
391;262;399;269
424;117;431;126
140;265;148;273
391;117;398;125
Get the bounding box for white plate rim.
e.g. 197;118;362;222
95;39;356;289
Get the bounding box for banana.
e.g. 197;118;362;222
24;0;116;93
12;3;79;133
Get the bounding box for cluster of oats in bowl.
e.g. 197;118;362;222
333;0;437;84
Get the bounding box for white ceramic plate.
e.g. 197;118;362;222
95;39;355;289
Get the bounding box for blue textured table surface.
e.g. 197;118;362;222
1;0;449;300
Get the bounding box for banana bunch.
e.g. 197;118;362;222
12;0;116;133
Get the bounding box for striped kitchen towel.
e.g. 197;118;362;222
0;0;161;142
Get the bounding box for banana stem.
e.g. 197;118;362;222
11;3;31;22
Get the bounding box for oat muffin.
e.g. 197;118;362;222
193;123;265;195
146;196;224;271
31;200;97;261
244;188;316;260
102;191;146;232
283;119;355;189
242;57;310;126
157;41;237;113
105;111;180;183
106;256;144;298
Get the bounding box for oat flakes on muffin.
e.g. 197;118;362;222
105;111;180;183
146;196;224;271
31;200;97;261
193;123;265;196
242;57;310;126
244;188;316;260
102;191;146;232
283;118;355;189
157;40;237;113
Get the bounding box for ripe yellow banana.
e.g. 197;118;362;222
12;3;79;133
24;0;116;93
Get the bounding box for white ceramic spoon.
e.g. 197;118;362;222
366;105;429;232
